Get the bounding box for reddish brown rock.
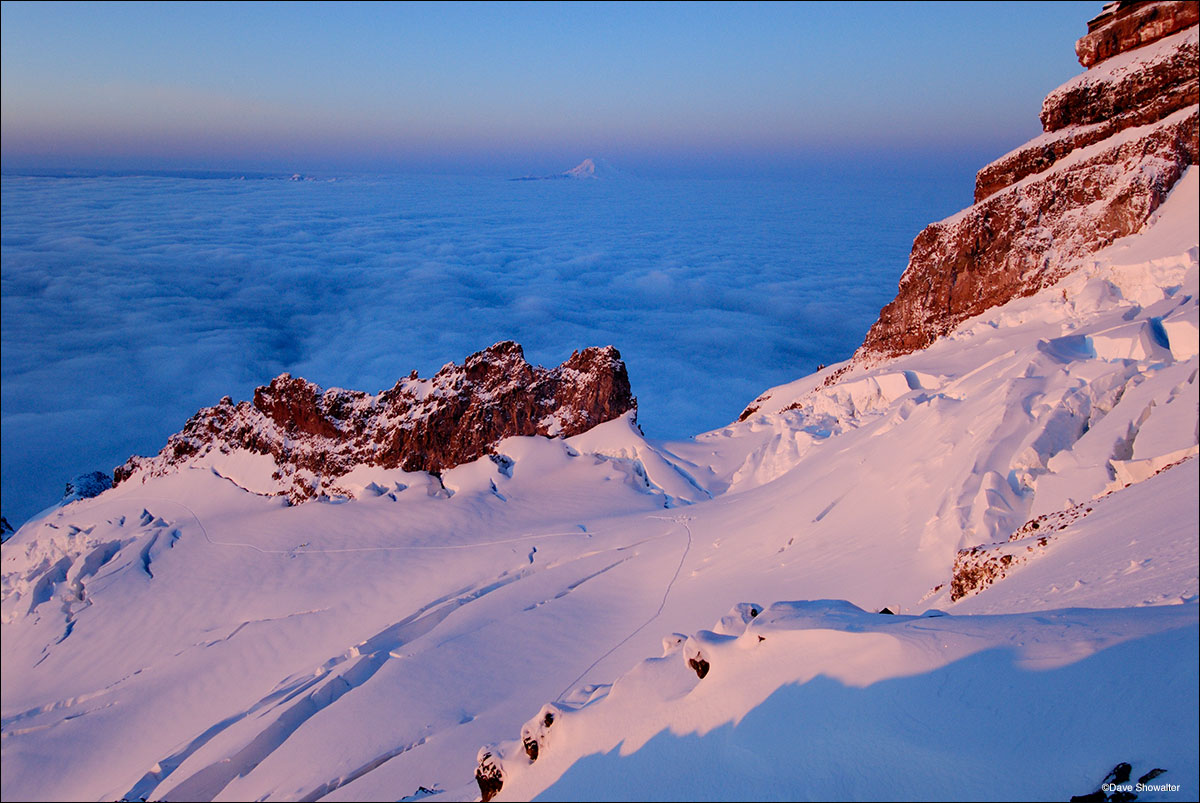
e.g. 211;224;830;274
950;548;1017;602
857;0;1198;362
1042;25;1198;134
253;377;348;439
976;85;1195;201
975;16;1197;201
946;499;1102;600
475;751;504;803
1076;0;1199;68
114;341;636;502
860;108;1197;359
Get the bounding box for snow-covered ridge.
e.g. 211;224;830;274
860;103;1195;358
1046;24;1198;125
457;18;1200;793
562;158;599;179
728;168;1197;505
975;20;1197;203
113;341;635;503
509;158;619;181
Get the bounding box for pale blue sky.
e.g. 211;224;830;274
1;1;1102;175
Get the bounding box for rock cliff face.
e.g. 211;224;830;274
976;24;1198;200
859;1;1198;361
115;341;636;502
1076;0;1199;68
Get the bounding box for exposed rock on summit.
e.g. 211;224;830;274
859;0;1198;361
1076;0;1199;68
977;25;1198;201
115;341;636;502
1041;25;1198;134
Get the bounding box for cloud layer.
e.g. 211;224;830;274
1;166;970;523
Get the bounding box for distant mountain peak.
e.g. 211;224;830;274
510;158;619;182
563;158;599;179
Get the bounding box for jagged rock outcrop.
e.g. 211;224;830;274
977;25;1198;201
859;1;1198;361
475;749;505;803
1077;0;1199;68
63;471;113;501
1;516;13;544
1042;25;1198;133
115;341;636;502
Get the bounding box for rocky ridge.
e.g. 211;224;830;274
115;341;635;503
63;471;113;502
858;0;1198;361
1076;0;1199;68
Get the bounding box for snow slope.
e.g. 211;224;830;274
496;602;1198;802
2;170;1197;803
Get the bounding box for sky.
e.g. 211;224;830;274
1;1;1102;175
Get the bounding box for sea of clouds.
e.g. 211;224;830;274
1;165;972;524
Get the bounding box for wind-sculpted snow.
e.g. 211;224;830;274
3;170;1197;802
947;456;1198;603
946;456;1199;615
463;167;1200;803
716;173;1198;522
481;600;1198;802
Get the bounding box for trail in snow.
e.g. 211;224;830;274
126;566;537;802
107;500;668;802
113;495;597;554
555;516;694;702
